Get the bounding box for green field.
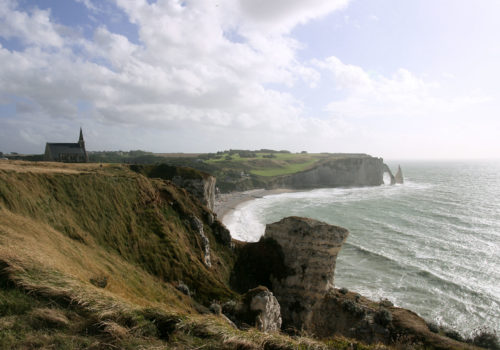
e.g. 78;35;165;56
206;152;325;177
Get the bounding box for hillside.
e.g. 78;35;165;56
0;161;490;349
0;161;390;349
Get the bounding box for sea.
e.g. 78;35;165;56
223;161;500;336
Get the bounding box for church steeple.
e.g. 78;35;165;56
78;127;84;146
78;127;88;162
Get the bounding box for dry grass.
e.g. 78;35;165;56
0;159;114;174
0;163;236;305
0;207;191;311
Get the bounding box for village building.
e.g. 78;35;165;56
44;128;88;163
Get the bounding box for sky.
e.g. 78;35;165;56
0;0;499;159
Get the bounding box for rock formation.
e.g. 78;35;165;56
130;164;216;211
189;215;211;267
231;217;469;348
222;286;282;332
173;175;216;211
263;217;349;329
394;165;404;184
383;164;396;185
248;288;282;332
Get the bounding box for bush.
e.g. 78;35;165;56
341;299;365;317
379;298;393;307
374;308;392;327
426;321;439;333
469;329;499;350
209;303;222;315
444;328;463;342
342;299;356;313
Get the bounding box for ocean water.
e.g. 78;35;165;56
223;161;500;335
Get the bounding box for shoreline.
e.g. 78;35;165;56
214;188;297;221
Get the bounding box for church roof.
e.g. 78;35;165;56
46;143;85;156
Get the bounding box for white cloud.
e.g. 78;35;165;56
0;0;64;47
313;56;488;119
1;0;348;142
75;0;100;13
237;0;349;33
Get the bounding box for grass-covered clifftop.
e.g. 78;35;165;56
84;150;379;192
0;161;392;349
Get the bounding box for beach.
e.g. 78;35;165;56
214;188;296;220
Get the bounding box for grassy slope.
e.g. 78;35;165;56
0;162;234;305
0;161;391;349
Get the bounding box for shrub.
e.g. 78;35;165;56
426;321;439;333
444;328;463;342
209;303;222;315
379;298;393;307
342;299;356;313
374;308;392;327
469;329;499;350
341;299;365;317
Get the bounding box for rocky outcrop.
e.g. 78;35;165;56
231;217;470;348
383;164;396;185
173;175;216;211
189;216;211;267
263;217;349;329
130;164;216;210
249;288;282;332
394;165;404;184
221;286;282;332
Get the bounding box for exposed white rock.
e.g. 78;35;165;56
249;289;282;332
189;216;211;267
394;165;404;184
263;216;349;329
173;175;216;210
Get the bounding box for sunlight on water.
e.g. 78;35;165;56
223;161;500;335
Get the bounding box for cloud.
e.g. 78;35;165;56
313;56;488;119
0;0;64;47
1;0;349;139
237;0;349;32
75;0;100;13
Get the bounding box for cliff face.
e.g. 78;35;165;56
267;156;386;189
263;217;349;328
231;216;471;349
130;164;216;210
171;174;216;210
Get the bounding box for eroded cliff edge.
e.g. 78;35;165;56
231;216;473;349
265;156;395;189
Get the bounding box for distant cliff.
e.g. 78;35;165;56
266;156;387;189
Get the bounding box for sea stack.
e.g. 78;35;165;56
394;165;404;184
263;217;349;329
